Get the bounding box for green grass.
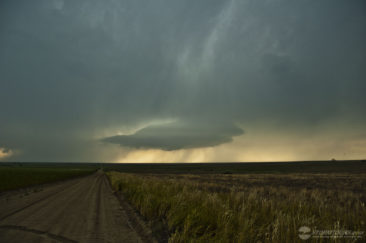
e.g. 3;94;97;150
107;172;366;242
0;165;96;192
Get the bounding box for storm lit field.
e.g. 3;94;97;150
107;161;366;242
0;161;365;242
0;163;97;192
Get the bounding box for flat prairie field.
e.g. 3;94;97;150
0;164;96;192
107;168;366;242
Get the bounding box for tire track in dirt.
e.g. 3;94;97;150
0;225;76;243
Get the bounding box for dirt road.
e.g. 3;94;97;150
0;171;146;243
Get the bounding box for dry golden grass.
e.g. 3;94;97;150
107;172;366;242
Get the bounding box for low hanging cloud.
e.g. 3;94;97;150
102;121;244;151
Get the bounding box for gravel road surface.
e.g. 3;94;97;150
0;170;145;243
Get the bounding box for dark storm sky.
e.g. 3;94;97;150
1;0;365;162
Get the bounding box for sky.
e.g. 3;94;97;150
0;0;365;162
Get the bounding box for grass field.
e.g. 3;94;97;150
0;163;97;192
107;170;366;242
104;160;366;174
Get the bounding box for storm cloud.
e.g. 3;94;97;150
0;0;365;161
103;121;244;150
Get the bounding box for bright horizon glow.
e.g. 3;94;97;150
115;123;366;163
0;147;14;161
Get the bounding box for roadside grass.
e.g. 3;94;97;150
0;166;96;192
107;172;366;242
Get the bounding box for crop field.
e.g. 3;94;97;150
104;160;366;174
0;163;97;192
107;170;366;242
